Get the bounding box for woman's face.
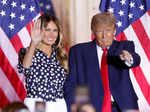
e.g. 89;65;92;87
42;21;58;46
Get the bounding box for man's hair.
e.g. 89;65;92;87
91;12;116;32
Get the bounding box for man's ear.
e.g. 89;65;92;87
91;31;96;40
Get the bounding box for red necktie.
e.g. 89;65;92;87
101;48;112;112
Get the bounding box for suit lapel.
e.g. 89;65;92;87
86;40;103;85
108;40;118;56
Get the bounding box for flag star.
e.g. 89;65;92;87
20;15;25;21
120;0;126;5
40;3;44;7
139;5;144;10
30;6;35;12
0;10;6;16
108;7;114;13
111;0;116;2
8;24;15;30
128;13;133;19
118;10;124;16
129;2;135;8
11;1;17;7
21;4;26;10
46;4;51;10
1;0;7;5
10;12;16;19
117;21;122;27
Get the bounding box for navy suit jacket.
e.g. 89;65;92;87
64;40;141;112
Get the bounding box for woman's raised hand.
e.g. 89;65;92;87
30;19;44;46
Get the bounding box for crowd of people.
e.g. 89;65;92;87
2;12;141;112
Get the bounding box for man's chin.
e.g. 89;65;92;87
99;44;108;49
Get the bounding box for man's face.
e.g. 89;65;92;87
94;24;116;48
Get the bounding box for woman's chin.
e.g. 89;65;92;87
41;41;54;46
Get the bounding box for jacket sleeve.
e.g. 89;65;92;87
64;47;77;112
108;40;141;69
122;41;141;68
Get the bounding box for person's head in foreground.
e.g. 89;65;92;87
2;101;29;112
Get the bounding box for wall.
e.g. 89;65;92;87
69;0;100;45
51;0;101;46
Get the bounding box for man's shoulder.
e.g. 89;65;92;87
114;40;134;45
68;40;96;55
70;40;95;49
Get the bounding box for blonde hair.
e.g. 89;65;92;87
91;12;116;32
39;14;68;73
55;28;68;73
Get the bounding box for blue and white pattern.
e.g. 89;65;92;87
17;48;67;102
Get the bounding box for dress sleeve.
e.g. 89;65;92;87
17;62;31;77
17;48;31;77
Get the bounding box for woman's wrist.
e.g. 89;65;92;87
30;41;39;49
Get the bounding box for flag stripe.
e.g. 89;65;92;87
140;13;150;40
0;88;9;108
10;34;24;53
0;48;26;101
132;67;150;105
0;27;19;69
26;22;32;37
0;68;20;102
131;20;150;62
124;25;150;84
130;71;150;111
18;27;31;48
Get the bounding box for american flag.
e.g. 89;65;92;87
0;0;54;108
38;0;55;15
100;0;150;111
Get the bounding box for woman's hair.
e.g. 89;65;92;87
2;101;29;112
39;14;68;72
91;12;116;32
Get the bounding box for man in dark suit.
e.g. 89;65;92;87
64;12;140;112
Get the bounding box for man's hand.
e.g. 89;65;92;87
120;50;132;62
